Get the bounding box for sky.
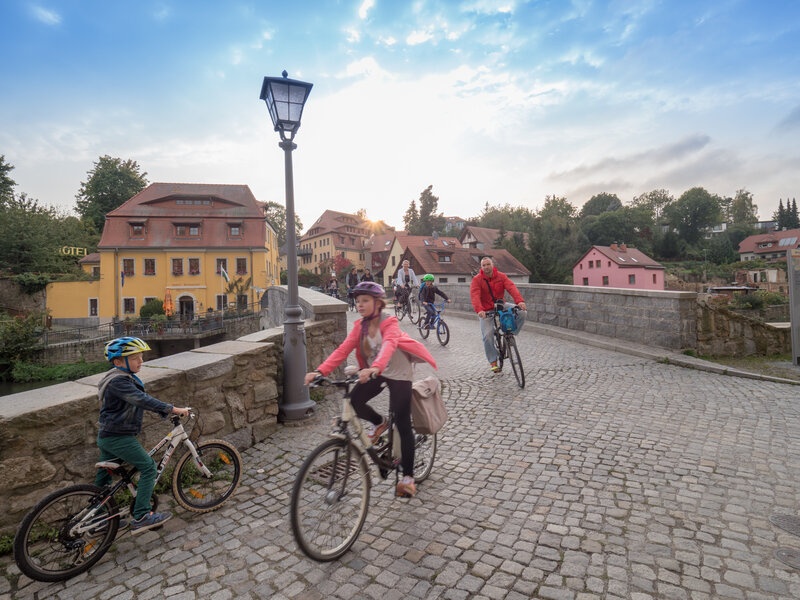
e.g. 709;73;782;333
2;0;800;233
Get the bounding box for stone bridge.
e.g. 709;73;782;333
3;305;800;599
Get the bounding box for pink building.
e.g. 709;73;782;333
573;244;665;290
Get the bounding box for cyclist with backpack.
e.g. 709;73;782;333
303;282;437;497
470;256;527;373
418;274;451;329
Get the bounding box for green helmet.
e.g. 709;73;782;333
421;274;435;282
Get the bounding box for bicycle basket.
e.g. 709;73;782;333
499;311;516;333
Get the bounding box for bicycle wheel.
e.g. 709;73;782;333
494;331;505;370
413;432;437;482
408;298;421;324
13;484;119;582
436;320;450;346
172;440;242;512
291;438;371;561
395;300;406;321
418;318;430;339
506;335;525;388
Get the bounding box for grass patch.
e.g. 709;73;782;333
10;360;109;383
0;533;12;555
702;353;800;382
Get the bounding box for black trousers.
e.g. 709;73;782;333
351;376;415;477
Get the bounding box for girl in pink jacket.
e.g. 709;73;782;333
305;281;436;497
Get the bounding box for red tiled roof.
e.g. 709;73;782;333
300;210;369;241
79;252;100;264
99;183;267;249
576;245;663;269
738;228;800;255
401;246;530;278
398;235;462;249
459;225;530;248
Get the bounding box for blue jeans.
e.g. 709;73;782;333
422;303;436;326
480;303;527;364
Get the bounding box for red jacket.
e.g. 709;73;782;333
470;267;524;313
316;314;437;376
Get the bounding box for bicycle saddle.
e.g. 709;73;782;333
94;460;123;470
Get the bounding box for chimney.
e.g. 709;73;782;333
610;243;618;251
619;243;627;252
432;230;439;239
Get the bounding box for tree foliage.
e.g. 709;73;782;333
0;310;46;372
477;202;537;231
664;187;722;246
630;189;673;223
774;198;800;229
0;155;16;203
728;189;759;224
579;192;622;219
75;156;148;233
404;186;445;235
527;195;588;283
263;200;303;249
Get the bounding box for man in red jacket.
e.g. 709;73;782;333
470;256;527;372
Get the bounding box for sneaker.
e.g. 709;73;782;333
490;361;501;373
130;511;172;535
396;476;416;498
367;418;388;443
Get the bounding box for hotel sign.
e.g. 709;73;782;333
58;246;88;257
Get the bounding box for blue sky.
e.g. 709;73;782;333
2;0;800;231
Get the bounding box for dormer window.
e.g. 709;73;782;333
175;223;200;237
228;223;243;237
130;223;145;237
438;254;452;262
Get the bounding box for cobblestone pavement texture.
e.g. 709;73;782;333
3;308;800;599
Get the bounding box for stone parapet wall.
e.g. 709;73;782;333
0;310;345;534
0;279;46;316
696;302;791;356
440;283;698;350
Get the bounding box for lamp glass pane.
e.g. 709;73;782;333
272;82;290;102
289;85;307;103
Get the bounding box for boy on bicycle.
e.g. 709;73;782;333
418;274;451;329
95;337;190;534
470;256;527;373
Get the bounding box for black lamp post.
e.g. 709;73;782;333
260;71;316;420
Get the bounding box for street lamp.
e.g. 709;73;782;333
260;71;315;420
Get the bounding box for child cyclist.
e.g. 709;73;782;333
304;281;436;498
95;337;190;534
418;274;451;329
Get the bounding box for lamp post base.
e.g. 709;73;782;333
278;310;316;421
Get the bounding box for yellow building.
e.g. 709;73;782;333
298;210;368;275
46;183;280;325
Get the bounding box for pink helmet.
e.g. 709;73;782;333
351;281;386;298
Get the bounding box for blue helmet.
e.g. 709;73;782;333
104;337;151;362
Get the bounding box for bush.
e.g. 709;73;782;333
755;290;788;306
10;360;109;383
11;272;51;294
733;293;764;310
140;298;164;318
0;310;46;369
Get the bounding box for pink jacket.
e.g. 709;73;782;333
316;314;437;376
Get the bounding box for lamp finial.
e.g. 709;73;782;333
282;70;288;78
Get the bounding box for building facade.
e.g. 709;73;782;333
298;210;368;275
738;228;800;262
46;183;280;324
573;244;665;290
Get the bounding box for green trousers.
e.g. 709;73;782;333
95;434;157;520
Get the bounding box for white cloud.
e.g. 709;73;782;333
346;27;361;43
31;6;60;25
359;0;375;20
338;57;389;79
406;29;434;45
459;0;515;15
378;35;397;46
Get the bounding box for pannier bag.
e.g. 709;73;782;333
411;376;447;434
499;310;516;333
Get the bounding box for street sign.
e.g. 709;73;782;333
789;249;800;366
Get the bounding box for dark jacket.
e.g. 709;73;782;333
418;284;449;304
97;370;173;437
360;272;374;282
347;273;360;287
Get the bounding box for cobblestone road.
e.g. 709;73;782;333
3;308;800;599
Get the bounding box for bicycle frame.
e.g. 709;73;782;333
424;302;446;326
70;416;209;536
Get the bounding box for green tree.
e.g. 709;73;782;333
789;199;800;229
0;194;60;274
630;189;673;223
477;202;537;231
579;192;622;219
0;155;16;203
403;199;419;234
75;156;148;233
415;185;445;235
580;206;654;256
263;201;303;249
664;187;722;246
774;199;786;228
0;310;46;373
706;234;737;264
728;189;758;224
527;195;588;283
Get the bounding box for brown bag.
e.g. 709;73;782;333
411;376;446;434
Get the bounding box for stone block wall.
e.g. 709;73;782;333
441;283;698;350
696;302;791;356
0;314;344;535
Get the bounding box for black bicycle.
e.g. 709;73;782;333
394;285;421;324
346;288;357;311
488;304;525;388
290;369;437;561
13;412;242;582
418;302;450;346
